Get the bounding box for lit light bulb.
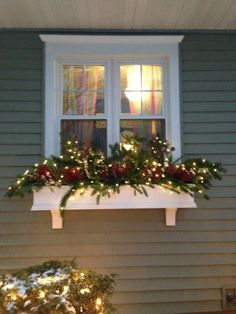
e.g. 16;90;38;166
63;286;69;294
95;297;102;310
39;290;45;298
10;292;17;300
122;143;133;151
96;297;102;305
80;288;90;294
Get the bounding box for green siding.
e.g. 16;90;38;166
0;32;236;314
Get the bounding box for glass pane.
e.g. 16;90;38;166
63;65;105;116
142;92;163;115
141;65;162;91
61;120;107;153
120;119;165;141
63;92;104;115
63;65;104;91
121;91;162;115
121;92;141;115
120;65;163;115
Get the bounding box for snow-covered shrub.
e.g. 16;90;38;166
0;260;116;313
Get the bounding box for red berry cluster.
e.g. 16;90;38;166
166;165;194;182
144;166;163;182
34;165;54;181
62;167;87;184
99;162;130;180
111;162;130;177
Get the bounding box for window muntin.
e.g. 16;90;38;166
59;61;166;153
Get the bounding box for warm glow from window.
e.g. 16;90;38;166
125;65;142;103
121;64;163;115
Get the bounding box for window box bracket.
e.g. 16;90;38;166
31;186;196;229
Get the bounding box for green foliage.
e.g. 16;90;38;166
6;136;225;213
0;260;117;314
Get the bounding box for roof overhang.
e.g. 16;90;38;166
0;0;236;30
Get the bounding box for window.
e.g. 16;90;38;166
59;61;166;154
40;35;183;159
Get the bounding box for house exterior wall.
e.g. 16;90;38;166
0;31;236;314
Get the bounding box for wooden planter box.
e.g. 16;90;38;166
31;186;197;229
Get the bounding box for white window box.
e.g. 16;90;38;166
31;186;196;229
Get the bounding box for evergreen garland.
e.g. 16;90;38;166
6;137;225;215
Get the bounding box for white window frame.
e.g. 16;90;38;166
40;35;184;160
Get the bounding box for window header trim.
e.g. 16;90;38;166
39;34;184;45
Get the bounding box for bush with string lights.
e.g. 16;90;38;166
0;260;116;313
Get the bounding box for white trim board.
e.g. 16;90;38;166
39;35;184;45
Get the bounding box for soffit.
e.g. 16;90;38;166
0;0;235;30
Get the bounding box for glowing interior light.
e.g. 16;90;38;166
124;65;142;103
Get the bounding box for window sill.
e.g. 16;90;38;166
31;186;196;229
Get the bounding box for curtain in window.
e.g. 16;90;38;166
142;65;162;115
63;66;101;145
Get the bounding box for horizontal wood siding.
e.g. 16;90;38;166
0;32;236;314
180;33;236;314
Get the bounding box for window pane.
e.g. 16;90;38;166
63;92;104;115
120;119;165;141
141;91;163;115
121;91;162;115
61;120;107;153
120;65;163;115
63;65;105;116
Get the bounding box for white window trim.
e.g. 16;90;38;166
40;35;184;160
